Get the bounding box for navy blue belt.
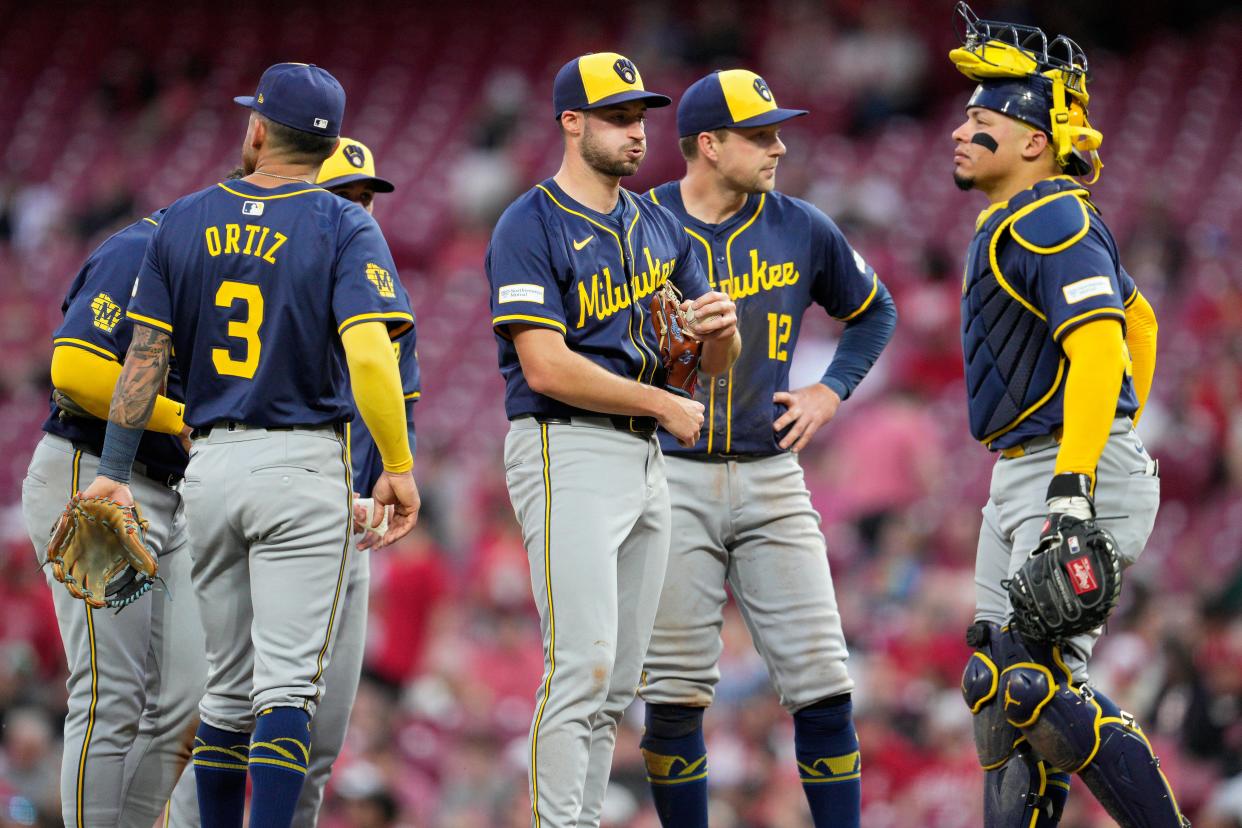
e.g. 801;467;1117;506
189;422;343;440
70;440;182;488
520;413;657;437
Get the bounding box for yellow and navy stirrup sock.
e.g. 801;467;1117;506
248;706;312;828
192;722;250;828
1044;768;1072;823
794;694;861;828
641;704;709;828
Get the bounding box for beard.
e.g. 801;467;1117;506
953;171;975;191
580;124;642;178
727;167;775;194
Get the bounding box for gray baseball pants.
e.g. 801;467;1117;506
180;425;353;732
21;434;206;828
505;416;670;828
974;417;1160;681
164;540;369;826
641;452;853;713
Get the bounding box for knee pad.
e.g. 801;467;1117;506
983;745;1069;828
641;704;707;784
641;703;704;745
1074;691;1189;828
962;623;1023;769
793;693;853;735
1000;662;1098;774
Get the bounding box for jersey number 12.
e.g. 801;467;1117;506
212;280;264;379
767;312;792;362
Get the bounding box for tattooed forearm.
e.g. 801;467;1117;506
111;325;172;428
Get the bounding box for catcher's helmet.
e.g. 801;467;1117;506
1007;519;1123;643
950;2;1103;182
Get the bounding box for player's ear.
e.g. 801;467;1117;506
249;114;267;153
560;110;584;140
1020;128;1050;162
698;131;721;163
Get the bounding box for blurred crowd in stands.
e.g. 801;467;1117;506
0;0;1239;825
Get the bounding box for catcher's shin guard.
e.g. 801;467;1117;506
965;622;1070;827
962;622;1023;770
1000;669;1187;827
984;745;1070;828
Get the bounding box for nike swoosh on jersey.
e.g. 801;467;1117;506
573;235;595;250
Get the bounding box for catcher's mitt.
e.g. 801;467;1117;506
1007;517;1122;642
649;282;703;397
46;494;158;609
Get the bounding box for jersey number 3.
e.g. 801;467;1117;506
212;280;264;379
767;312;792;362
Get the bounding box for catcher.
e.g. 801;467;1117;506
20;209;206;827
949;4;1186;825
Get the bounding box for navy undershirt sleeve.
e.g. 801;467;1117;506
820;279;897;400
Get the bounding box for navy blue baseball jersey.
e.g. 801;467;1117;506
127;180;412;428
349;324;420;497
486;179;710;420
646;183;882;455
962;176;1139;450
44;211;189;483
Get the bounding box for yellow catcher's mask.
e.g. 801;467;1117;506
949;2;1103;182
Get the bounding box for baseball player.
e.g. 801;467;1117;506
20;209;206;827
486;52;740;828
78;63;419;828
164;137;418;826
637;70;896;828
949;5;1186;826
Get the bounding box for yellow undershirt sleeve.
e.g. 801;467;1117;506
1123;290;1158;426
50;345;186;435
1055;319;1127;487
341;321;413;473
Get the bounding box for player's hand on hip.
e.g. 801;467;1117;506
371;470;420;547
683;291;738;342
79;476;135;507
773;383;842;452
178;425;193;454
657;392;706;448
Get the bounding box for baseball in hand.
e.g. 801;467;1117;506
684;304;717;328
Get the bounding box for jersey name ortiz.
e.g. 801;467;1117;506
127;180;412;429
487;178;709;420
961;177;1139;451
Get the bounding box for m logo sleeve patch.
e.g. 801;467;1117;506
1062;275;1113;304
366;262;396;298
90;292;122;332
498;283;545;305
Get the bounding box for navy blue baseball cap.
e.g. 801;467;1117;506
677;70;808;137
553;52;671;119
234;63;345;138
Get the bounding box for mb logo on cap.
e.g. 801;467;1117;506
613;58;638;85
676;69;808;137
552;52;671;119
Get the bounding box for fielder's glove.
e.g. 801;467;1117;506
1007;473;1122;642
649;282;702;397
52;388;94;421
45;494;159;610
